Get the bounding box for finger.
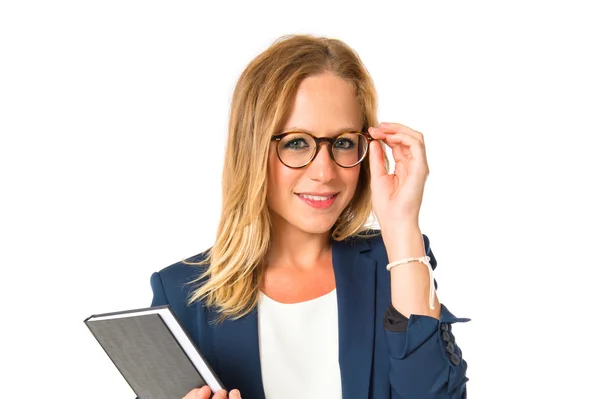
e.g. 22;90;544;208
183;385;211;399
378;122;424;142
368;127;424;153
376;132;425;163
229;389;242;399
372;127;424;149
212;389;228;399
368;137;387;180
376;125;425;158
369;128;411;164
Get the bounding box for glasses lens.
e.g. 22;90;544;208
332;133;368;167
277;132;316;167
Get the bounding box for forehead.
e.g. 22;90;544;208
282;73;363;136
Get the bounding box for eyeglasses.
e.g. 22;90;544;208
271;131;373;168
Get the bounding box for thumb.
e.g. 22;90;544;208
368;139;387;182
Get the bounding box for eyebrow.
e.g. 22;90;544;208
280;126;363;136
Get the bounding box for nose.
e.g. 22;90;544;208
308;142;337;182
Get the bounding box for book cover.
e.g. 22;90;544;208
85;305;223;399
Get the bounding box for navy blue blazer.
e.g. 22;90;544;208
150;232;469;398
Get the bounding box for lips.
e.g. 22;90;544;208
295;193;337;201
295;192;339;209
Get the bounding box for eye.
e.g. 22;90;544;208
281;133;313;150
284;138;309;149
334;137;356;150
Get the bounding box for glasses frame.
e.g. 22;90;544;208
271;130;373;169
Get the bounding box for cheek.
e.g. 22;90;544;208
267;151;296;199
343;168;361;196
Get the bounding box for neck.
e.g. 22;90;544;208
266;216;332;271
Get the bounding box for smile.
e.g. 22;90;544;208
296;194;336;201
294;193;339;209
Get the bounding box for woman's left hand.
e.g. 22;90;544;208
367;122;429;228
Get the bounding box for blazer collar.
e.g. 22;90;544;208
212;236;376;399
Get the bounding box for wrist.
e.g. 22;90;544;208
380;221;421;241
382;224;424;260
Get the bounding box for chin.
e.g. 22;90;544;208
269;203;344;235
293;217;338;235
302;225;335;235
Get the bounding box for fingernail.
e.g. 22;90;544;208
231;389;241;398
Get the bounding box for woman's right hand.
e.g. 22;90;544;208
183;385;241;399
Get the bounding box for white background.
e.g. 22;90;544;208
1;1;599;398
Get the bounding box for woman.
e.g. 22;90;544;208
152;34;469;399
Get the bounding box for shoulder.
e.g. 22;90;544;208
157;249;209;280
342;228;383;244
151;249;211;304
150;250;213;344
338;228;386;252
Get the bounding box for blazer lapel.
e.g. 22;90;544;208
211;237;376;399
212;308;266;399
332;237;376;399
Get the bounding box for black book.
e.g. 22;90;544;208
84;305;224;399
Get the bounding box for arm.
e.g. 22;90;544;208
150;271;169;306
383;229;470;398
368;120;469;397
384;225;439;319
385;303;469;398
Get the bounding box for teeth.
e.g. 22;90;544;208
298;194;334;201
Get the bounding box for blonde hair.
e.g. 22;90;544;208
185;34;388;322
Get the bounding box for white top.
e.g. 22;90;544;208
258;289;342;399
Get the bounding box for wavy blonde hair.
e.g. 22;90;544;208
185;34;388;322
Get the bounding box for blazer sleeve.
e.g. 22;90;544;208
150;271;170;306
385;235;470;399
